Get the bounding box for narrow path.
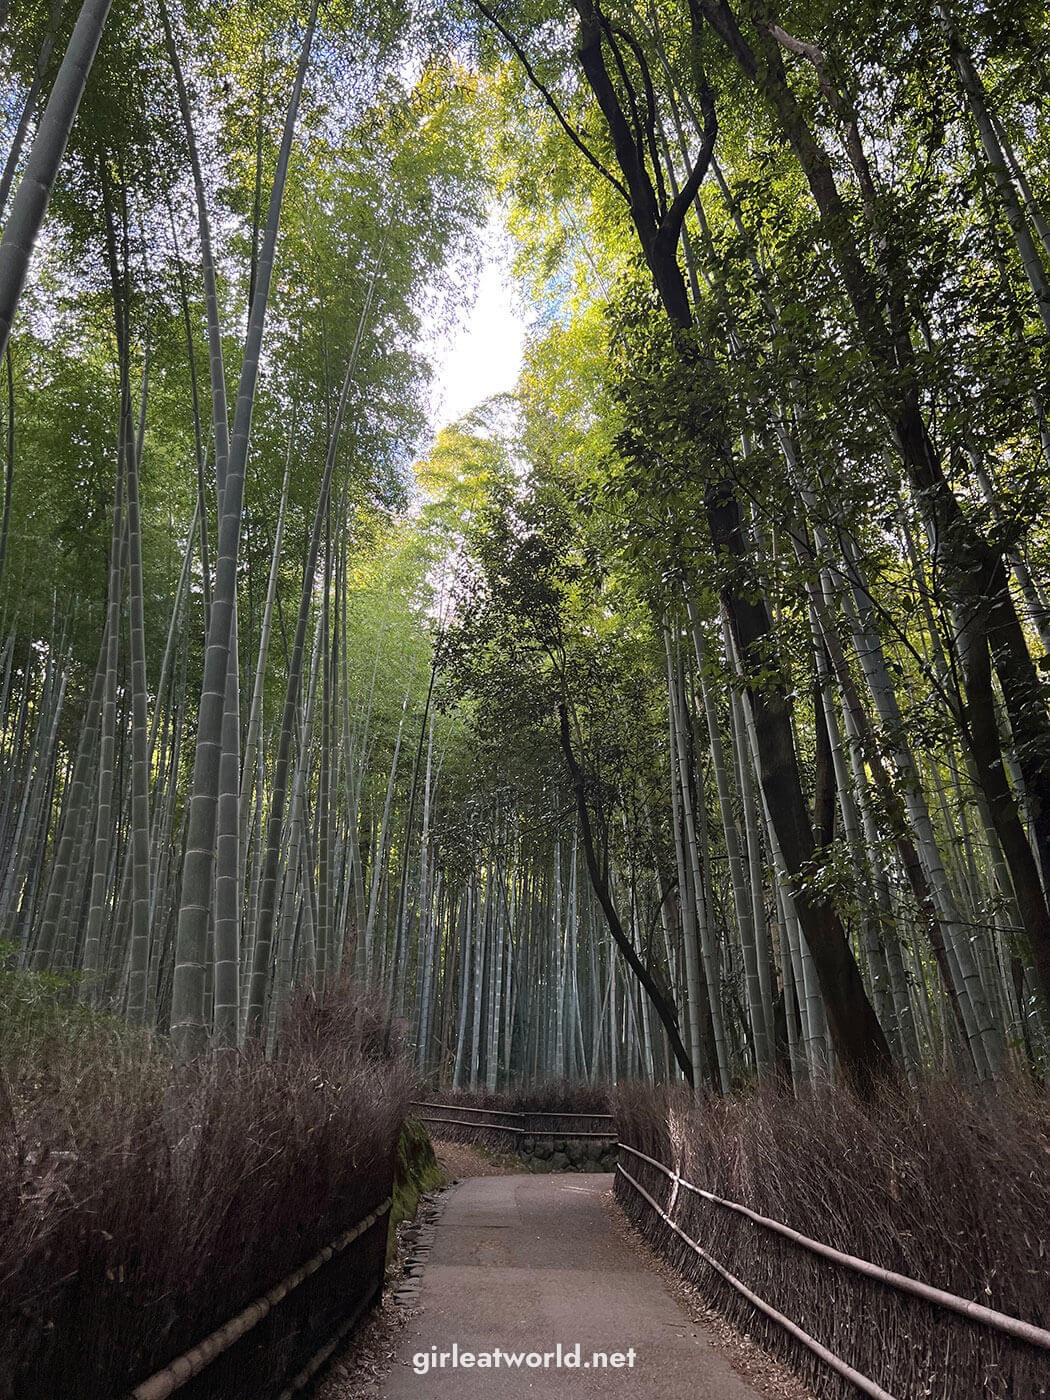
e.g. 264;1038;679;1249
380;1173;764;1398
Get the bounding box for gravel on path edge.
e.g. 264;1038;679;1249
600;1188;816;1400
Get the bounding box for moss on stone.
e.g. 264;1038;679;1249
388;1116;446;1254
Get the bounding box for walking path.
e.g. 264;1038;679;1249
381;1172;764;1398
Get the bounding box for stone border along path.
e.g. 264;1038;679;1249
378;1172;765;1398
389;1188;451;1307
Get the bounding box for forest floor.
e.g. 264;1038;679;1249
316;1143;814;1400
431;1139;526;1179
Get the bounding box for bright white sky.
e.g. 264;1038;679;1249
428;215;530;432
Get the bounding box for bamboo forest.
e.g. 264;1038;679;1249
3;2;1050;1398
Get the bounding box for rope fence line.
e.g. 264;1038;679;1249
127;1196;392;1400
616;1143;1050;1353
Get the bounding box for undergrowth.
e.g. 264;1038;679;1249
428;1079;612;1114
0;971;410;1400
616;1078;1050;1400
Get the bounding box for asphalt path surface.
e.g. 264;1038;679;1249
381;1172;763;1398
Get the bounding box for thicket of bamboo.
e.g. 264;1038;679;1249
3;0;1050;1118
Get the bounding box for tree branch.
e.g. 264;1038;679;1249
608;21;667;215
767;22;878;210
469;0;630;202
558;699;695;1084
768;22;824;67
658;72;717;246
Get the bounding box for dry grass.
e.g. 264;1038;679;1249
430;1138;526;1179
0;972;410;1400
615;1078;1050;1400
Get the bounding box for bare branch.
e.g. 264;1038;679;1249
659;67;717;246
767;22;878;210
469;0;629;203
768;23;824;68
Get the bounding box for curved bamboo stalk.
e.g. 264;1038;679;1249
0;0;114;360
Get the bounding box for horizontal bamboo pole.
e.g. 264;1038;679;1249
415;1112;615;1140
273;1280;381;1400
410;1100;615;1123
410;1101;522;1120
618;1164;898;1400
416;1113;524;1131
128;1196;392;1400
619;1142;1050;1351
521;1111;616;1124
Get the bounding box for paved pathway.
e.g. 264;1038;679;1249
382;1173;763;1398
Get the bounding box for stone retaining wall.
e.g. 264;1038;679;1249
518;1136;618;1173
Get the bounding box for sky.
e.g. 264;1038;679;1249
428;217;529;433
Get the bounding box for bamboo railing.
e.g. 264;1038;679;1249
127;1196;392;1400
409;1099;618;1144
617;1141;1050;1399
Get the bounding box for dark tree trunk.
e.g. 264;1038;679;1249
694;0;1050;991
954;595;1050;1002
706;485;894;1090
813;673;836;848
565;0;894;1091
